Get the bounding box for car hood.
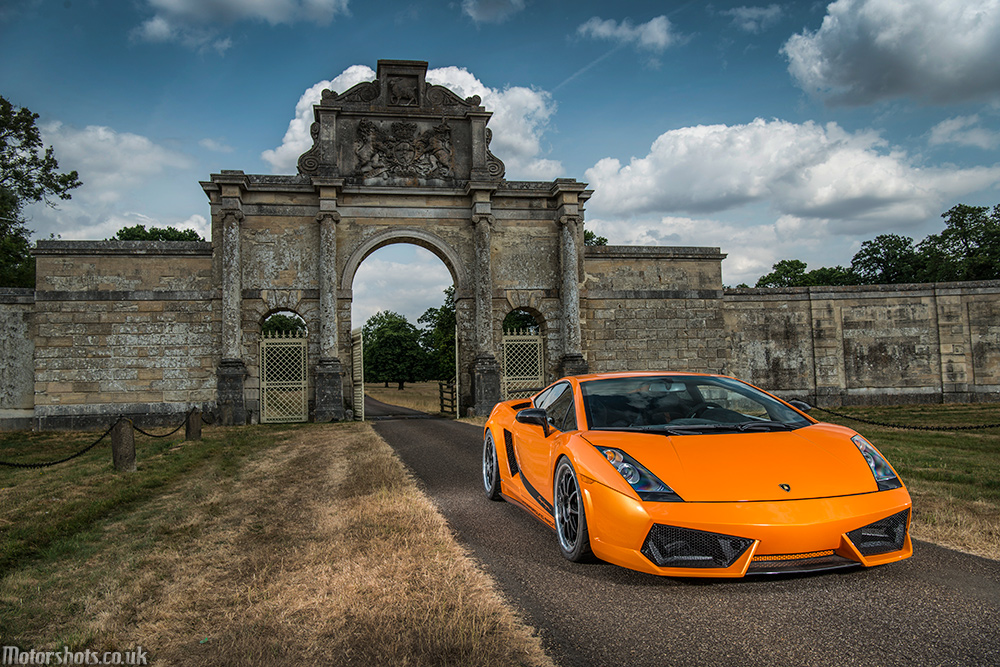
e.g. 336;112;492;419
582;423;878;502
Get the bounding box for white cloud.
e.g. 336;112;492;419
24;123;200;240
461;0;525;24
133;0;349;51
722;4;783;33
351;246;452;326
783;0;1000;105
262;65;562;180
585;117;1000;236
199;138;234;153
928;115;1000;149
577;15;680;52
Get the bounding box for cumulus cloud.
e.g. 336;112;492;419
351;246;453;325
722;4;783;33
928;115;1000;149
133;0;349;51
261;64;562;180
783;0;1000;106
577;16;680;52
260;65;376;171
461;0;525;24
24;123;199;240
585;118;1000;236
199;137;234;153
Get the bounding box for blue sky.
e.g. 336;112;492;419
3;0;1000;325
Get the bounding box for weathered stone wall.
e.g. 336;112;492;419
0;289;36;430
31;241;219;429
724;282;1000;404
580;246;729;374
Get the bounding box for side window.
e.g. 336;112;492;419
535;382;568;411
545;384;577;433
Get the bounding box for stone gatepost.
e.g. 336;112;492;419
314;180;347;421
470;185;502;415
556;183;589;377
216;172;248;425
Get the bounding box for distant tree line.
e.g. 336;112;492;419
749;204;1000;288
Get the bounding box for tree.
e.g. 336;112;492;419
363;310;427;390
755;259;857;288
0;96;81;287
916;204;1000;282
503;308;540;333
851;234;921;284
418;286;456;381
262;312;306;335
114;224;204;242
584;229;608;246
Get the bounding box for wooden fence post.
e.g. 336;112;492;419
186;409;202;441
112;420;136;472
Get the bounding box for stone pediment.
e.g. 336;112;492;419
297;60;505;184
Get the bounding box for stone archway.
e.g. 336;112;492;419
203;59;591;423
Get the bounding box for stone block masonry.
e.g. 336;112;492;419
29;241;220;429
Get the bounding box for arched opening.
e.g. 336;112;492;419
348;240;459;417
500;307;546;399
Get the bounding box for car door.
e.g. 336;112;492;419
516;381;577;510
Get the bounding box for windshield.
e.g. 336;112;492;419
581;375;811;434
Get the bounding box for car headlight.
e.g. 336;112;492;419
852;435;902;491
597;447;683;502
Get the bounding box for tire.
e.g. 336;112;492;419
553;458;593;562
483;431;503;501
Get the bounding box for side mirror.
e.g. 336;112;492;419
788;399;812;413
516;408;550;437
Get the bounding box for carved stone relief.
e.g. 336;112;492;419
354;119;456;180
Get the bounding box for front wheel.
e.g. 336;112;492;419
554;458;592;562
483;431;503;501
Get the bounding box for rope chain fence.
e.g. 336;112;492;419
0;407;206;469
811;405;1000;431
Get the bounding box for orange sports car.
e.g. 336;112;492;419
482;371;912;577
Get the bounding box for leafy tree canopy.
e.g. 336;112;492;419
114;224;204;242
754;203;1000;288
0;96;82;287
363;310;427;390
262;312;306;335
584;229;608;246
502;308;540;333
417;286;456;381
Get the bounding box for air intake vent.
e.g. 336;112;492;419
641;524;753;569
503;429;518;476
847;509;910;556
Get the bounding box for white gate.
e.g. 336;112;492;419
500;329;544;399
259;330;308;423
351;327;365;421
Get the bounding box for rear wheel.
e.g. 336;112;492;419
483;431;503;501
554;458;592;562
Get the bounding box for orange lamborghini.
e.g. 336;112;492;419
482;372;912;577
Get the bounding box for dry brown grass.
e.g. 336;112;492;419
1;424;553;666
366;381;445;414
907;485;1000;561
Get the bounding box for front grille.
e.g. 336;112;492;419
847;509;910;556
641;524;753;569
748;551;858;574
503;429;519;476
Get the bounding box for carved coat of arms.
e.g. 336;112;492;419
354;119;456;180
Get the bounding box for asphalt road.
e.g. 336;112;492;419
368;400;1000;667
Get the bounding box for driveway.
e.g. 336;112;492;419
371;407;1000;667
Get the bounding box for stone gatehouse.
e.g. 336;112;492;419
2;59;999;430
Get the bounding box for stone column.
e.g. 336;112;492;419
472;213;501;415
314;206;346;421
559;215;588;376
217;207;247;424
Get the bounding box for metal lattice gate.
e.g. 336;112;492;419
500;329;544;399
259;330;308;423
351;327;365;421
